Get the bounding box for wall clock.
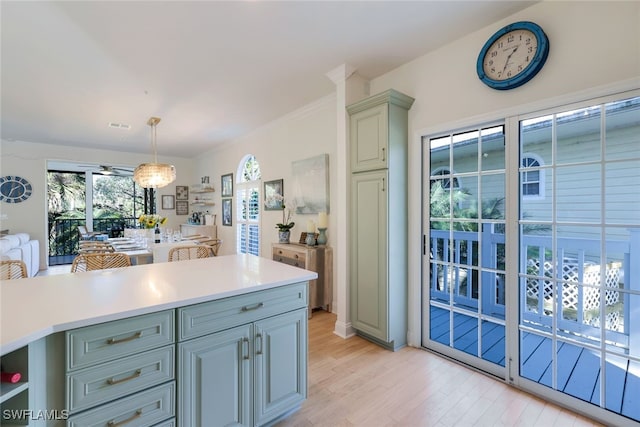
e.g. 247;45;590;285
0;176;33;203
477;21;549;90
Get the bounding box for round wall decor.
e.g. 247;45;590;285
0;175;33;203
477;21;550;90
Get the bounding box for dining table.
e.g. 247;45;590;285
108;237;196;264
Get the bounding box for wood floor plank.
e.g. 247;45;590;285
276;311;603;427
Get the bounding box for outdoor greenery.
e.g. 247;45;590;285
47;171;146;260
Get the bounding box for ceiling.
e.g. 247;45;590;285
1;1;536;159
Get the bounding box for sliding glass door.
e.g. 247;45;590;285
422;92;640;424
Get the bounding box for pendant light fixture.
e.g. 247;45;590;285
134;117;176;188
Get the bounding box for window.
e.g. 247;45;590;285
430;167;459;190
236;155;261;255
521;154;544;199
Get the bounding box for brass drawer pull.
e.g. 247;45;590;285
241;302;264;312
106;369;142;385
107;409;142;426
107;331;142;345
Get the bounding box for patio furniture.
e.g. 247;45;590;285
71;253;131;273
77;225;101;240
0;259;28;280
167;245;211;262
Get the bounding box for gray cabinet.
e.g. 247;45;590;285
347;89;414;351
65;310;176;426
177;284;308;427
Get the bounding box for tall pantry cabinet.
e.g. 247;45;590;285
347;89;414;351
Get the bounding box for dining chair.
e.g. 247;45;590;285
167;245;212;262
78;241;115;254
0;259;28;280
199;238;223;256
71;253;131;273
181;235;222;256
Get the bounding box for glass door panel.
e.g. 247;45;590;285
518;96;640;423
425;124;506;372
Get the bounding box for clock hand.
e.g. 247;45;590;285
8;183;20;197
501;45;520;75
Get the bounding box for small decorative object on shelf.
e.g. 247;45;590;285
305;221;317;246
317;228;327;245
278;230;290;244
1;370;21;383
273;196;296;242
317;212;328;245
154;224;161;244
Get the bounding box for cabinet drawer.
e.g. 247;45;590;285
272;247;306;264
67;382;175;427
152;418;175;427
67;345;175;413
67;310;175;371
178;282;308;341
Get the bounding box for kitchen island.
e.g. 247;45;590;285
1;254;316;426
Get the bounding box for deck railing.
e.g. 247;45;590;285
429;226;638;351
48;217;139;265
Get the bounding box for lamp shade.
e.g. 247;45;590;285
134;163;176;188
133;116;176;188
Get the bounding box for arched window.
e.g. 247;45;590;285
430;167;460;190
521;153;544;199
236;155;261;255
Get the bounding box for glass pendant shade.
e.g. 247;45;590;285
134;163;176;188
134;117;176;189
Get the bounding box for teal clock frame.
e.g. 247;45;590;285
0;175;33;203
476;21;550;91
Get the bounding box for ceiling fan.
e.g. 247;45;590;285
78;164;134;176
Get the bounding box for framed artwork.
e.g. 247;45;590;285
222;198;232;226
264;179;284;210
221;173;233;197
299;232;318;245
291;154;330;214
161;195;175;210
176;200;189;215
176;185;189;200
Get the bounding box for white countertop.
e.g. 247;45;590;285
0;254;317;355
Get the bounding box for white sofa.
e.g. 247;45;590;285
0;233;40;277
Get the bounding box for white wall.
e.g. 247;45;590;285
0;139;192;270
192;94;337;258
367;1;640;346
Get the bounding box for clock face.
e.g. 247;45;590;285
482;28;538;81
0;176;33;203
477;21;549;90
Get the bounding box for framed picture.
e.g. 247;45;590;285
176;185;189;200
176;200;189;215
264;179;283;210
299;232;319;245
222;198;232;226
221;173;233;197
161;195;175;210
291;154;330;214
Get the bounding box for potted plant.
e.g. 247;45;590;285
269;195;295;243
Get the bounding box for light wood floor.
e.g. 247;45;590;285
277;310;603;427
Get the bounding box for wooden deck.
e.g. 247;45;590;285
429;306;640;423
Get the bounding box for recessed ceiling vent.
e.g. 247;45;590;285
108;122;131;130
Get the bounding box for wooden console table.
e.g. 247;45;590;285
271;243;333;314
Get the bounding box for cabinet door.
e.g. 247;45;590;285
350;103;388;172
178;325;251;427
351;170;388;341
254;309;307;426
